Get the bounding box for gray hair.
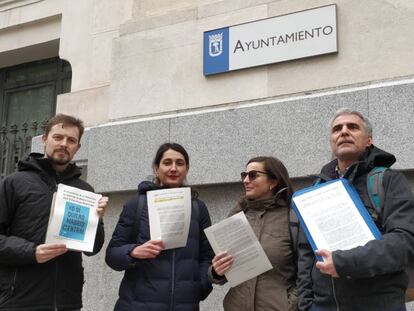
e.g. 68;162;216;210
330;108;373;136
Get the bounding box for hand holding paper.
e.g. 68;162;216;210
315;249;339;277
212;251;234;276
131;240;165;259
35;243;68;263
97;196;109;218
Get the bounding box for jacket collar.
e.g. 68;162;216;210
317;145;396;182
18;153;82;183
236;187;289;214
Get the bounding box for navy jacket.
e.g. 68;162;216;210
297;146;414;311
106;181;213;311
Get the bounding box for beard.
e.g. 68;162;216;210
46;149;71;166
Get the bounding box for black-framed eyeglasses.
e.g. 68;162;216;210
240;170;268;181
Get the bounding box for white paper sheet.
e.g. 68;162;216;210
147;187;191;250
292;180;376;251
45;184;101;252
204;211;273;287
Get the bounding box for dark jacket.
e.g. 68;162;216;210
105;181;213;311
209;195;298;311
0;153;104;311
297;146;414;311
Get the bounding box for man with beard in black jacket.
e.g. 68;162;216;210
0;114;108;311
297;108;414;311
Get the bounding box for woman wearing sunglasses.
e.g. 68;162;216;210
105;142;214;311
209;156;298;311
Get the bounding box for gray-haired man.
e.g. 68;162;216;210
297;108;414;311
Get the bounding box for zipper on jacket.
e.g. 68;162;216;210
331;277;340;311
10;269;17;297
169;250;176;311
54;260;58;311
251;211;265;310
50;175;59;310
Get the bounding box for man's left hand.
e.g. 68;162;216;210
315;249;339;277
97;196;109;218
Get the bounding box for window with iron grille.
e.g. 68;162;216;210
0;57;72;180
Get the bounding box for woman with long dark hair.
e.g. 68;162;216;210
209;156;298;311
106;142;213;311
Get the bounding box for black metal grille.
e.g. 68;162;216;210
0;120;47;180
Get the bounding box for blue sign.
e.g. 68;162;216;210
59;202;89;241
203;27;229;76
203;5;337;76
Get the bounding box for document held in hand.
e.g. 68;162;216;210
45;184;102;252
204;211;273;287
292;179;381;258
147;187;192;250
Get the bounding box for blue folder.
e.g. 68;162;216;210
292;179;381;261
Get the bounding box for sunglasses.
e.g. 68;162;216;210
240;170;269;181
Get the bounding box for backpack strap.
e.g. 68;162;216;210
131;194;146;243
192;199;200;219
366;166;387;220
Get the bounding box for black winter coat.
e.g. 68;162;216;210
105;181;214;311
0;153;104;311
297;146;414;311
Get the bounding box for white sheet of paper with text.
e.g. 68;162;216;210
204;211;272;287
292;181;376;251
147;187;191;250
45;184;101;252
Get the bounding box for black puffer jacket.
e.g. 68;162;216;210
0;153;104;311
297;146;414;311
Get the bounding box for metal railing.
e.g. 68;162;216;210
0;120;47;180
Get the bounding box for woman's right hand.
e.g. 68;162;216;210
130;239;165;259
212;251;234;276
